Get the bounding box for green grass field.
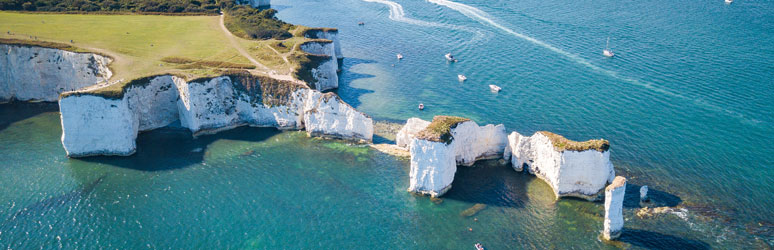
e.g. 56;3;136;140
0;11;307;93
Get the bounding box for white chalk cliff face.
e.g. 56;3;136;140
236;0;270;8
0;44;111;102
60;74;372;157
396;118;430;149
404;117;508;197
299;41;339;91
504;131;615;200
304;30;343;59
604;176;627;240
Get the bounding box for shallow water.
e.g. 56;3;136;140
1;0;773;248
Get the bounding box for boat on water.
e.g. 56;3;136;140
603;37;615;57
489;84;501;92
475;243;484;250
397;53;404;60
458;74;467;81
725;0;733;3
418;103;424;110
445;53;458;62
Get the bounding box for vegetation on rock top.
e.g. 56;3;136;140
538;131;610;152
416;116;470;144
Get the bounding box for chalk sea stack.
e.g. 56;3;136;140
604;176;627;240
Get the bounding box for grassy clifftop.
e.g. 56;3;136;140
538;131;610;152
416;116;471;144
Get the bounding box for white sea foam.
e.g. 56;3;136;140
427;0;760;124
362;0;486;44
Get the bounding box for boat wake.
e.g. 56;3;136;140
362;0;487;44
426;0;762;125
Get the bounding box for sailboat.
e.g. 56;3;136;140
603;37;615;57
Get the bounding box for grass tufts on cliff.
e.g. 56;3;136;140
416;116;470;144
225;71;306;107
223;6;293;40
0;38;94;54
295;27;338;38
289;52;331;89
538;131;610;152
162;56;255;69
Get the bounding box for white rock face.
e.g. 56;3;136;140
504;131;615;200
304;92;373;141
406;118;507;196
451;121;508;166
604;176;627;240
236;0;270;7
0;44;111;102
408;139;456;197
299;41;338;91
60;74;372;156
59;94;137;157
304;30;343;59
396;118;431;149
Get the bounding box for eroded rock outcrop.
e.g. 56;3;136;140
504;131;615;200
604;176;626;240
406;116;507;197
1;44;111;102
297;40;339;91
60;73;372;157
396;118;431;149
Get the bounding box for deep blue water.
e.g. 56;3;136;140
1;0;773;248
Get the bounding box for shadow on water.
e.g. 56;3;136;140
77;126;281;171
334;57;377;108
624;184;682;208
444;160;527;208
0;102;59;132
618;229;710;250
1;174;106;227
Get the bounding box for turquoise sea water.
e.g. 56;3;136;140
1;0;773;248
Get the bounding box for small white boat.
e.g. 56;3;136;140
489;84;501;92
725;0;733;3
418;103;424;110
445;53;458;62
603;37;615;57
458;74;467;81
475;243;484;250
397;53;404;60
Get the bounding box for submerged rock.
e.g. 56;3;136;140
460;203;487;217
504;131;615;200
604;176;626;241
406;116;507;197
640;185;649;202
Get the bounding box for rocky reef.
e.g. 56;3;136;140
603;176;627;240
0;44;111;102
400;116;507;197
504;131;615;200
60;72;372;157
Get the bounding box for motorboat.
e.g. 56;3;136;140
475;243;484;250
397;53;404;60
445;53;458;62
489;84;501;92
418;103;424;110
458;74;467;81
603;37;615;57
725;0;733;4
